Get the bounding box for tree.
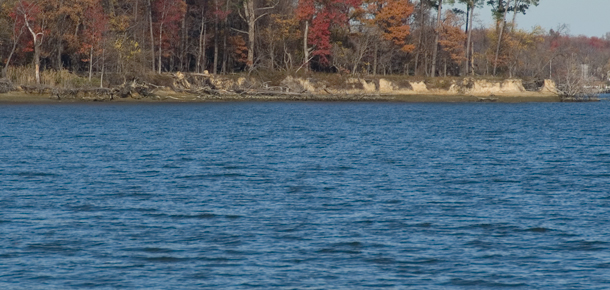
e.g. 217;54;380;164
297;0;362;70
239;0;278;71
15;0;46;84
2;0;26;78
152;0;186;73
488;0;508;75
79;0;108;82
367;0;415;52
458;0;483;74
439;10;467;70
509;0;539;31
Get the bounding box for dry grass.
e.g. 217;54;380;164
6;66;100;88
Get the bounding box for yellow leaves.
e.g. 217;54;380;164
269;14;301;42
114;38;141;60
109;15;130;33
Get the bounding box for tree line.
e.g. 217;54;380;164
0;0;609;87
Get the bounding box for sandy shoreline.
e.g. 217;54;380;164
0;91;562;104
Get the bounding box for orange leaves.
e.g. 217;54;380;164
363;0;415;53
439;11;467;63
229;35;248;65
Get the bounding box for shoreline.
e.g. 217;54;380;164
0;91;562;104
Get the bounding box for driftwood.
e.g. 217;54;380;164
0;79;13;94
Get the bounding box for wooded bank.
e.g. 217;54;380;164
0;0;607;97
2;72;574;103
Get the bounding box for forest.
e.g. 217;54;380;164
0;0;609;91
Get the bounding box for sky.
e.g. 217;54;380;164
464;0;609;37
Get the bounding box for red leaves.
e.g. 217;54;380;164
153;0;187;28
80;0;108;57
153;0;187;52
297;0;362;65
12;1;43;34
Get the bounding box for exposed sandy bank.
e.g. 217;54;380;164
0;75;562;103
0;90;560;104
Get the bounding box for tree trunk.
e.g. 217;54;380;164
148;0;155;72
34;43;41;85
158;25;163;74
471;41;475;75
303;20;309;72
100;46;105;88
198;12;206;73
24;16;42;85
431;0;443;77
245;0;256;71
373;42;378;76
213;25;219;74
222;21;228;73
493;0;508;76
465;3;474;75
414;0;426;75
511;0;520;32
56;38;63;71
222;0;230;74
213;0;219;74
2;24;24;78
180;10;187;71
89;46;94;82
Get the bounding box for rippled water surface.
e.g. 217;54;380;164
1;102;610;289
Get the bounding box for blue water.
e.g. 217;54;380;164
1;102;610;289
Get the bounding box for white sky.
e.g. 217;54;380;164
453;0;610;37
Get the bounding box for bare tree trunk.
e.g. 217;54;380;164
245;0;256;71
511;0;520;32
57;37;63;71
414;0;426;75
2;24;24;78
158;23;164;74
493;1;508;76
213;0;219;74
89;46;94;81
34;43;41;85
373;42;378;76
24;16;42;85
197;11;206;73
100;48;105;88
222;0;229;74
148;0;155;72
213;25;219;74
222;22;228;73
464;3;474;75
303;20;309;72
431;0;443;77
180;10;187;71
471;42;475;75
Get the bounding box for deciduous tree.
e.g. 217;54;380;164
15;0;46;84
152;0;186;73
297;0;362;69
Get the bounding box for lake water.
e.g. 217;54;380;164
1;102;610;289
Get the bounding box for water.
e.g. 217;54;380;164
1;102;610;289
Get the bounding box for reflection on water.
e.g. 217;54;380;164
1;102;610;288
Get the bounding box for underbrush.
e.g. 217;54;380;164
7;66;100;88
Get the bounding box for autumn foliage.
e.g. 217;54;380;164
297;0;362;65
0;0;609;87
364;0;415;52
